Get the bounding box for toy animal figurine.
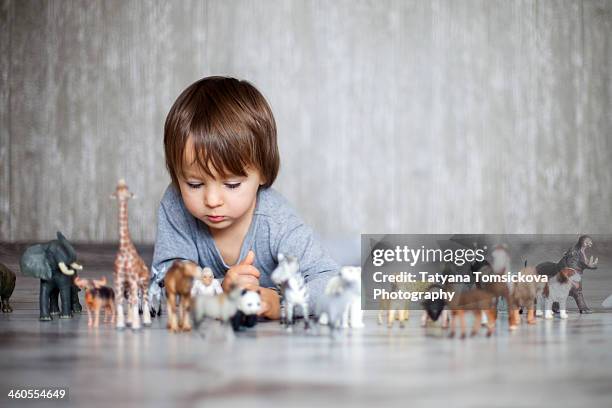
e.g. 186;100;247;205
230;289;262;331
378;282;410;328
508;265;545;328
20;231;84;320
421;283;449;328
448;286;497;338
0;262;16;313
471;250;513;331
192;287;243;328
147;266;164;318
74;276;115;327
191;267;223;297
536;235;598;314
271;254;310;331
421;263;456;328
164;260;203;332
315;285;355;332
328;266;364;328
111;179;151;330
537;267;580;319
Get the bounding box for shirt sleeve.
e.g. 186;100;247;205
152;198;199;283
276;218;339;312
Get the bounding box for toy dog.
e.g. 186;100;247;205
537;267;580;319
0;262;16;313
230;289;262;331
508;266;546;328
74;276;115;327
164;260;203;333
448;286;497;338
471;252;513;331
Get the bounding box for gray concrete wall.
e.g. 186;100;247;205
1;0;611;243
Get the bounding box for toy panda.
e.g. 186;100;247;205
230;289;262;331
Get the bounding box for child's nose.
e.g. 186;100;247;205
204;187;223;208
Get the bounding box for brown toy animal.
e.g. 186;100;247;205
74;276;115;327
111;179;151;330
509;266;546;328
164;260;203;333
448;287;497;338
377;281;412;328
0;262;16;313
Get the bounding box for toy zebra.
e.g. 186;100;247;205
271;254;310;331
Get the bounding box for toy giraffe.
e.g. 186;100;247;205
111;179;151;330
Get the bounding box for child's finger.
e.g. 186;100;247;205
235;265;260;278
236;275;259;288
239;250;255;266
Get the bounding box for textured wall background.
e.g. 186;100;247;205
0;0;611;243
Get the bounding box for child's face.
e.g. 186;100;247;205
178;141;264;234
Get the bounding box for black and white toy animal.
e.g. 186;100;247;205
230;289;262;331
271;254;310;331
537;267;581;319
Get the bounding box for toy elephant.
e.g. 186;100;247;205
20;231;84;320
0;262;16;313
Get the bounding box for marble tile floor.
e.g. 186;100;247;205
1;243;612;408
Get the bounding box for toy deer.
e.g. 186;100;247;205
111;179;151;330
74;276;115;327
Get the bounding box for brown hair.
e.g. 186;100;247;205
164;76;280;188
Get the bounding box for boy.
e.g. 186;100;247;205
152;76;339;319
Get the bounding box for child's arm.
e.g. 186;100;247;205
152;193;199;281
276;218;340;314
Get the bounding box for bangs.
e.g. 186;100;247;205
178;131;254;181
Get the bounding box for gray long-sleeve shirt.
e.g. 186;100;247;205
152;184;338;310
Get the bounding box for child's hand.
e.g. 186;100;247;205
222;250;260;291
252;286;281;320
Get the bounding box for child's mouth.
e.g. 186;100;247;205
206;215;226;223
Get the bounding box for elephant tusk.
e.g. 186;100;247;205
59;262;75;276
70;262;83;271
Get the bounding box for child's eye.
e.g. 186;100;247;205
187;182;204;189
225;183;241;190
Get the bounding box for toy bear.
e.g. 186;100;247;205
0;262;16;313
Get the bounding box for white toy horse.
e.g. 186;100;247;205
271;254;310;331
319;266;364;329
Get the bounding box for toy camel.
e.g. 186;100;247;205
111;179;151;330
